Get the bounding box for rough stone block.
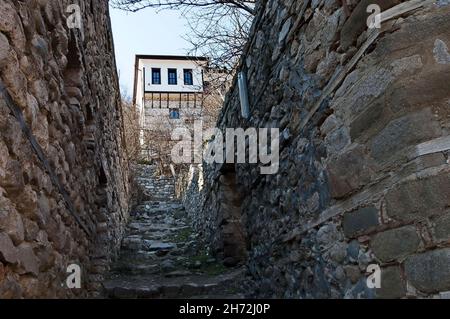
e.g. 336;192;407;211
349;99;384;140
433;213;450;242
327;145;375;198
0;196;24;245
0;160;24;196
370;225;420;262
377;266;406;299
343;206;380;238
324;126;351;155
16;243;39;276
0;32;11;68
370;108;442;161
15;185;38;217
0;232;18;264
386;173;450;222
405;248;450;293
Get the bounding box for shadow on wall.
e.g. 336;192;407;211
216;164;248;267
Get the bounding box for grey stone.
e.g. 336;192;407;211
376;266;406;299
349;100;384;140
0;32;10;67
433;39;450;64
146;241;176;251
278;17;292;44
161;259;176;273
343;206;380;238
31;35;49;59
320;114;339;136
324;126;351;154
405;248;450;293
16;243;39;276
344;277;376;299
327;145;375;199
357;251;372;271
370;108;442;161
0;233;18;264
344;265;361;284
0;199;24;245
434;213;450;242
347;240;360;261
371;226;420;262
386;173;450;222
328;242;347;263
316;224;340;248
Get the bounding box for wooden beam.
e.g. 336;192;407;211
380;0;435;23
409;135;450;160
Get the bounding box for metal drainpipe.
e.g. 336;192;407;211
238;71;250;119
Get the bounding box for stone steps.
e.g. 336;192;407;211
102;165;247;299
103;268;246;299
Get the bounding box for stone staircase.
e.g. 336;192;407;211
135;165;176;201
102;166;246;299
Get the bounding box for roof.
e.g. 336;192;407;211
133;54;209;104
135;54;209;61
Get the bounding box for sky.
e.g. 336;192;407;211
109;6;190;99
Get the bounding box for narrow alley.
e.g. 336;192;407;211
1;0;450;302
103;165;246;299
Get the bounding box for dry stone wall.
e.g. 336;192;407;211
0;0;129;298
183;0;450;298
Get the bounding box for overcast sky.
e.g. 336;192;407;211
110;6;191;98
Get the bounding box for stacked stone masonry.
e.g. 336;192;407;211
0;0;129;297
181;0;450;298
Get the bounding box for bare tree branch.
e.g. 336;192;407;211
112;0;254;75
111;0;256;15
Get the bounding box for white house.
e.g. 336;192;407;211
133;55;208;122
133;54;209;158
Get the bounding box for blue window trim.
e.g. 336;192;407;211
168;68;177;85
151;68;161;85
183;69;193;85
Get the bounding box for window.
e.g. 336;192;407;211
151;68;161;84
184;69;193;85
168;68;177;85
169;108;180;119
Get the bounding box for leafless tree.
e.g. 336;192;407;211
122;97;141;163
111;0;255;14
184;4;252;71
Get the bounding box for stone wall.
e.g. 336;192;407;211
183;0;450;298
136;164;176;201
0;0;129;297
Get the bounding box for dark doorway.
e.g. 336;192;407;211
217;165;247;267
